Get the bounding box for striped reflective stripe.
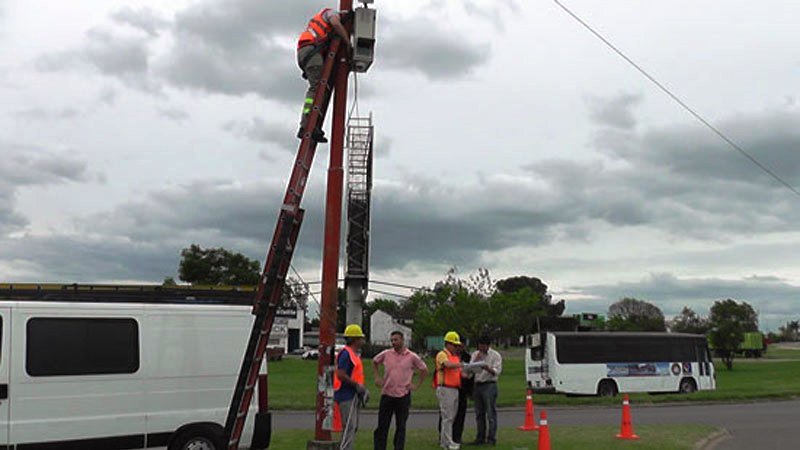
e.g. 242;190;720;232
540;420;548;426
303;108;311;114
305;98;314;104
623;400;630;405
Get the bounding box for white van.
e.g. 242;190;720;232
0;287;267;450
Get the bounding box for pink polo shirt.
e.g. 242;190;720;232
374;347;428;398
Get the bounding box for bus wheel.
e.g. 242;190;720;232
678;378;697;394
597;379;618;397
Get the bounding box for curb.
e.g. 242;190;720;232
273;396;800;414
694;428;731;450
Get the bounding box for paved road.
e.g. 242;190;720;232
273;399;800;449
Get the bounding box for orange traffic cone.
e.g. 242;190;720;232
332;402;343;432
616;394;640;440
537;410;551;450
517;389;540;431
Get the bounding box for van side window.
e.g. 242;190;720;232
26;318;139;376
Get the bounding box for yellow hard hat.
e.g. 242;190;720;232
444;331;461;345
344;324;365;338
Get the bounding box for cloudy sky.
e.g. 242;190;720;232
2;0;800;329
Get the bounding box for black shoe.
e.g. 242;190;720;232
311;128;328;143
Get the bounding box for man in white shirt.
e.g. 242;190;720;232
469;335;502;446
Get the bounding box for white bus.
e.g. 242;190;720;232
526;332;716;396
0;284;268;450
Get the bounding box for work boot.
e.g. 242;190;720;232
296;127;328;144
311;128;328;143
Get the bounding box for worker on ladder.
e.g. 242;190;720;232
334;324;369;450
297;7;352;144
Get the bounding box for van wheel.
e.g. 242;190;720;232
678;378;697;394
169;428;223;450
597;379;618;397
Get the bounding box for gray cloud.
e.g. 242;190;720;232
15;107;81;120
0;146;91;234
36;0;497;103
461;0;520;31
572;272;800;330
110;6;170;38
5;105;800;280
587;92;642;130
37;28;160;93
157;108;190;122
380;18;491;80
222;118;293;152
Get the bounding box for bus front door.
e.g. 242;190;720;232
696;345;714;390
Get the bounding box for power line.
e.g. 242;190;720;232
552;0;800;199
369;288;411;300
370;279;426;291
289;264;321;310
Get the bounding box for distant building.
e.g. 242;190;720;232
370;310;412;347
266;306;305;353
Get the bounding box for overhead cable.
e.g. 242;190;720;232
553;0;800;198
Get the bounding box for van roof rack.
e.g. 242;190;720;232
0;283;258;305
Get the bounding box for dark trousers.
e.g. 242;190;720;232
374;394;411;450
474;382;498;444
438;387;469;444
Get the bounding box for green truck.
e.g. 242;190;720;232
739;331;767;358
711;331;766;358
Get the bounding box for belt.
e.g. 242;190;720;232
476;381;496;386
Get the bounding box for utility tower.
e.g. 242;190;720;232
345;114;374;327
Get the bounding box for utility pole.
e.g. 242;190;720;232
310;1;375;447
313;0;353;446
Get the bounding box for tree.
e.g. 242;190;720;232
495;275;566;318
607;298;666;332
670;306;710;334
708;299;758;370
178;244;260;286
162;277;177;287
779;320;800;342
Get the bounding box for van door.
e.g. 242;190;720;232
0;308;10;447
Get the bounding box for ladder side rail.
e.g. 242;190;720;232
225;210;305;449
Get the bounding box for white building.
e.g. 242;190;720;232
267;306;305;352
370;310;412;346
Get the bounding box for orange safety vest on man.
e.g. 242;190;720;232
298;8;335;49
334;346;364;391
432;349;462;389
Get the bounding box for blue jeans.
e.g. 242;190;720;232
473;382;498;443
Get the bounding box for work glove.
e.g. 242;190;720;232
358;387;370;407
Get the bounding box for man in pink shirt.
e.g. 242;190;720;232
372;331;429;450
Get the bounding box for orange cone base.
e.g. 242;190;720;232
616;433;640;440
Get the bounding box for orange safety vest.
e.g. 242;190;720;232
432;349;462;389
334;346;364;391
298;8;335;49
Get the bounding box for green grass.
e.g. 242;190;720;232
762;345;800;360
271;425;718;449
268;355;800;410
